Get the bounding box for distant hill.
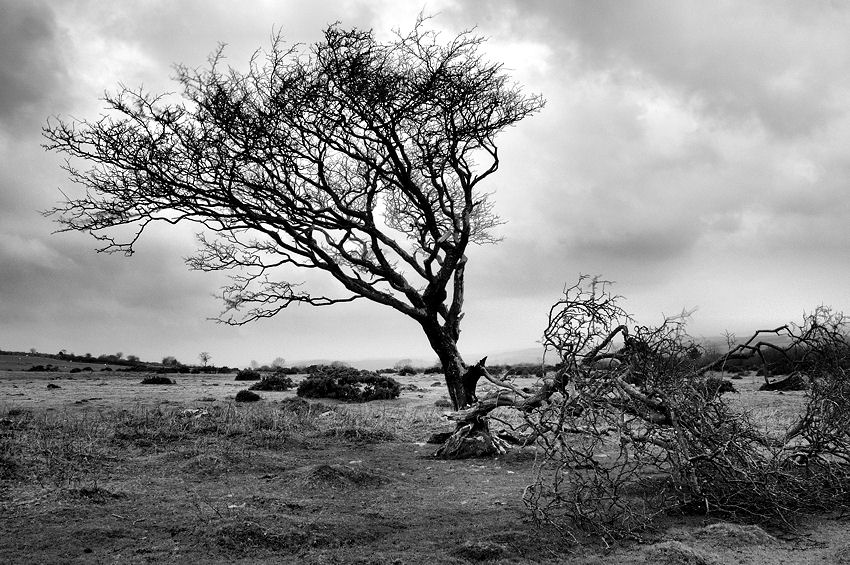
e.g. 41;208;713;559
0;354;125;372
291;346;550;371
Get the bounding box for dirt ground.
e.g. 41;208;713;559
1;370;848;564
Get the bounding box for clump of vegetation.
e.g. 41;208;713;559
249;373;294;391
235;369;261;381
27;364;60;372
235;390;261;402
695;375;738;398
278;397;310;414
140;375;175;385
296;366;400;402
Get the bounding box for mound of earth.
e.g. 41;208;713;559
693;522;775;547
452;540;508;561
642;540;719;565
297;463;391;489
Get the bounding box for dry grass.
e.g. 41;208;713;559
0;401;443;490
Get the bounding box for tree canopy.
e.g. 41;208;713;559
44;22;542;327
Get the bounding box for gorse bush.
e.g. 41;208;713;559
235;390;261;402
27;365;60;372
141;375;175;385
235;369;261;381
296;365;400;402
249;373;294;391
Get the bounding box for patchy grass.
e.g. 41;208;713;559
0;370;847;563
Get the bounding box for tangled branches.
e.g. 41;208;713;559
520;276;850;540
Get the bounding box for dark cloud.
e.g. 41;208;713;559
451;0;850;137
1;1;849;366
0;0;68;130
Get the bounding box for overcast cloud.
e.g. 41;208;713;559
0;0;847;367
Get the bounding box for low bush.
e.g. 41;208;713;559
70;367;81;373
235;369;261;381
141;375;175;385
297;365;400;402
278;397;310;414
235;390;261;402
27;365;60;372
249;373;294;391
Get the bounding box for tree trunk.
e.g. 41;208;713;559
423;322;467;410
420;321;512;458
431;416;511;459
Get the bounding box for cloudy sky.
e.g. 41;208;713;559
1;1;848;368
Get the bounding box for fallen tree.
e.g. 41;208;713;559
439;276;850;538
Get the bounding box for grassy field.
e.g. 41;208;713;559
1;369;848;564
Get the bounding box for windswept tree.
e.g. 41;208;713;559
43;21;543;426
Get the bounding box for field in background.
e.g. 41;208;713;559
2;369;848;564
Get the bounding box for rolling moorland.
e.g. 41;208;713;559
1;352;849;564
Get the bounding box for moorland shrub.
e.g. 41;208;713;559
249;373;294;391
296;365;400;402
235;390;261;402
140;375;175;385
235;368;261;381
69;367;81;373
26;365;60;372
278;397;310;414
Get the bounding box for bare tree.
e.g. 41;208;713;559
199;352;212;366
43;20;543;426
162;356;179;367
